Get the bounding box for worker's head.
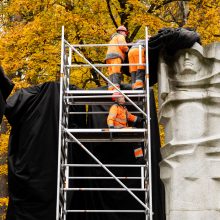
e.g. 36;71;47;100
112;92;125;104
116;25;128;37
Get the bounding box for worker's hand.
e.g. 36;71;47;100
138;117;146;123
136;117;146;127
140;118;146;123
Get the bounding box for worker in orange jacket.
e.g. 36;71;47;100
107;92;145;163
105;26;129;90
128;39;146;90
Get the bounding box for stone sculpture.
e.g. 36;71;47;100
158;42;220;220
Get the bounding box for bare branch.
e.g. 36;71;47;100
118;0;128;24
148;0;190;13
168;6;178;24
105;0;118;28
180;1;189;26
128;25;142;42
82;77;101;88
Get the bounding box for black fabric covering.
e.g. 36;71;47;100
5;82;86;220
67;85;165;220
0;66;14;123
5;82;165;220
148;27;201;86
149;89;166;220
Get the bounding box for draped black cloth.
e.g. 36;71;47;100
63;85;165;220
148;27;201;86
0;66;14;123
5;82;165;220
5;82;86;220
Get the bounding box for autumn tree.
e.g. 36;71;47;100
0;0;218;87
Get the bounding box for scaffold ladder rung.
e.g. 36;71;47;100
67;138;145;142
65;90;146;94
64;94;146;99
63;187;148;191
66;209;147;213
62;164;146;167
68;176;142;180
66;128;147;133
66;101;145;105
67;111;142;114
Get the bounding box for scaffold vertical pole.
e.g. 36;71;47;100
145;26;153;220
56;25;65;220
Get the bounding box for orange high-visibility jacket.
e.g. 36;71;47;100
107;103;137;128
105;33;129;61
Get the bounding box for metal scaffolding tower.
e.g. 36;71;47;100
56;26;153;220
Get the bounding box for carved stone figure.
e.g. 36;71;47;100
158;42;220;220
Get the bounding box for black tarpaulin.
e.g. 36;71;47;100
0;66;14;123
148;27;201;86
67;84;145;220
5;82;165;220
5;82;86;220
67;85;165;220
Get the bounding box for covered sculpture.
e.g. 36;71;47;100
148;27;201;86
158;42;220;219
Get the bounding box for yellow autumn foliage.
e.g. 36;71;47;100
0;0;218;88
0;197;9;219
0;197;8;207
0;134;9;155
0;165;7;176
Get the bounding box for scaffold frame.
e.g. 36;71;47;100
56;26;153;220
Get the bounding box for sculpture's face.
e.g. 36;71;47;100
173;49;203;80
174;50;201;74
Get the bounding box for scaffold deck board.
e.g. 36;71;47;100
65;128;147;140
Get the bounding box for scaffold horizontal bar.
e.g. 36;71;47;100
67;138;145;142
63;188;147;191
67;101;144;105
67;111;142;114
68;176;142;180
67;42;144;47
66;128;147;133
64;94;146;99
65;90;146;94
62;164;146;167
66;209;147;213
67;63;146;67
